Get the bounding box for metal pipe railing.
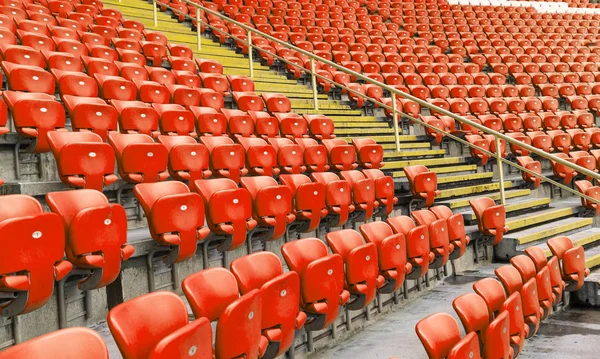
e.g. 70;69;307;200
150;0;600;206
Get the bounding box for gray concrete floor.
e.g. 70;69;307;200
313;267;600;359
94;265;600;359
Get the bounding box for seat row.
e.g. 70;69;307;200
44;130;384;192
415;235;589;359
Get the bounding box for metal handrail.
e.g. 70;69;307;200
150;0;600;206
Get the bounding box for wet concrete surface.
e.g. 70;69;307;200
314;267;600;359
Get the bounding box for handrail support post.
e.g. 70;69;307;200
153;0;158;27
310;58;319;111
391;95;401;152
495;136;506;205
247;30;254;79
196;8;202;51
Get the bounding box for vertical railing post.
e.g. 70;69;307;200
310;58;319;111
495;136;506;205
196;8;202;51
391;95;401;152
247;30;254;79
153;0;158;27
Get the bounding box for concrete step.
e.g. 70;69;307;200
383;149;446;159
584;245;600;270
505;203;582;235
329;116;379;122
510;216;592;247
459;197;552;222
384;156;467;171
393;164;478;178
335;125;393;132
437;188;532;210
537;228;600;257
437;181;514;200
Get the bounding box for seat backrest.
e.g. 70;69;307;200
415;313;461;359
240;176;278;198
107;291;189;359
359;221;394;246
495;265;524;295
325;229;366;261
510;254;538;283
482;310;511;359
279;174;312;193
182;267;240;321
403;165;428;182
546;236;574;259
386;215;416;235
310;171;341;184
429;205;453;220
411;209;438;226
453;293;490;342
199;135;234;151
0;327;108;359
230;252;283;295
281;238;329;276
134;181;189;215
473;278;506;320
157;135;197;152
524;246;548;272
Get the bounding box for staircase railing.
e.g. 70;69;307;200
148;0;600;206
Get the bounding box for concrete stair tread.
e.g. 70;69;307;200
393;164;478;178
383;156;466;170
536;228;600;256
383;149;445;159
458;197;552;222
394;172;493;186
504;202;583;235
336;125;394;132
508;216;592;247
329;116;379;122
435;188;531;209
584;246;600;270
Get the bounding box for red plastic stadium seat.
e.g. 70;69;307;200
516;156;542;189
94;74;137;101
495;265;542;339
0;195;72;317
281;238;349;330
158;136;210;190
221;108;255;138
230;252;306;358
429;206;470;260
359;221;411;294
262;93;292;113
46;190;134;290
416;313;481;359
322;139;358;171
111;100;160;138
453;293;513;359
340;170;378;222
279;174;327;234
294;138;329;173
240;176;295;241
189;106;227;136
135;182;209;263
268;138;306;174
47;131;118;191
248;111;279;139
0;327;108;359
326;229;384;310
134;79;170;104
275;112;309;139
1;62;55;94
4;91;66;153
152;103;195;136
362;169;397;217
525;246;565;306
310;172;355;228
237;137;279;177
575;180;600;216
182;268;267;359
108;132;169;183
352;138;384;169
386;216;433;281
233;91;265;112
411;210;452;270
196;58;224;74
403;165;439;207
200;136;247;183
547;236;590;292
304;114;335;140
52;69;98;97
62;96;117;141
470;197;508;246
194;178;257;253
511;255;553;320
108;291;212;359
550;153;577;185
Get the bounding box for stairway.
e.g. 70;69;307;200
105;0;600;278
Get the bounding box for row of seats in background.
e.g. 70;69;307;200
0;204;496;359
178;0;600;199
414;236;590;359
